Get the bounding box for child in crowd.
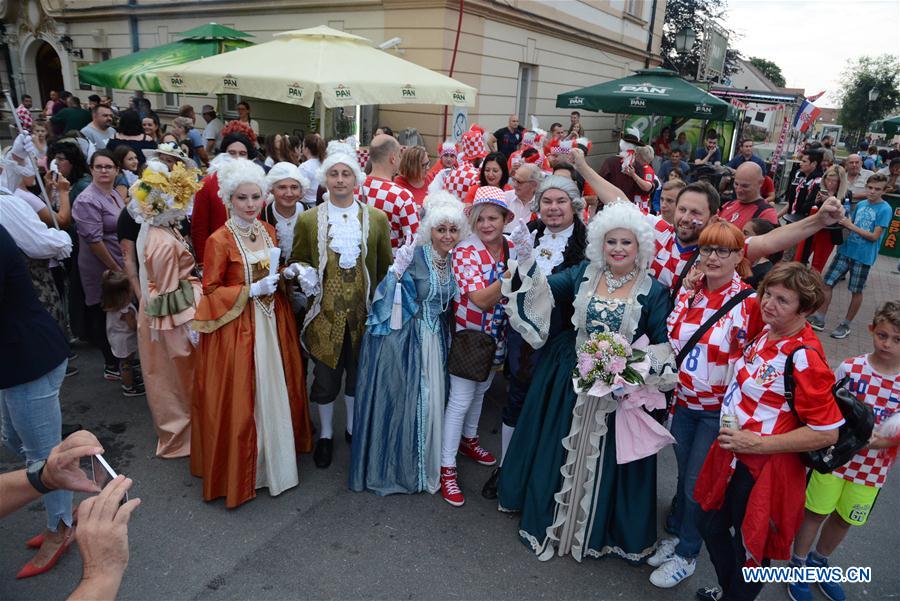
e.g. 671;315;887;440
789;300;900;601
101;270;144;397
741;218;781;288
808;173;893;339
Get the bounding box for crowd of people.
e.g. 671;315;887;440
1;96;899;601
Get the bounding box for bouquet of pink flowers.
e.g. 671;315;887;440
572;331;647;398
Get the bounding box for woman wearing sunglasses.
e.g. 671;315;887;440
649;221;764;589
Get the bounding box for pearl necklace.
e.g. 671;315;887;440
230;218;260;242
604;267;637;294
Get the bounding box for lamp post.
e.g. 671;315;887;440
674;26;697;77
866;87;880;143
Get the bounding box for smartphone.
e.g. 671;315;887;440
90;454;129;505
49;159;59;181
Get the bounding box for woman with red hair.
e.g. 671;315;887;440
649;221;764;589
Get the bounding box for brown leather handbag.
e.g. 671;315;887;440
448;327;497;382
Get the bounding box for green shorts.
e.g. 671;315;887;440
805;470;880;526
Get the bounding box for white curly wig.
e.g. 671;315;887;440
266;161;310;194
585;200;655;270
417;190;470;245
531;174;585;214
317;139;363;185
217;159;269;208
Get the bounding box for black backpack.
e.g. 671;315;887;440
783;346;875;473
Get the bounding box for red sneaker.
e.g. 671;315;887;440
459;436;497;466
440;467;465;507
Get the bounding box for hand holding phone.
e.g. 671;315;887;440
90;454;130;506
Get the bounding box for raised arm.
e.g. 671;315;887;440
570;148;628;206
747;196;843;262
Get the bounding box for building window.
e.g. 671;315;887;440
624;0;640;17
164;92;180;109
516;64;534;124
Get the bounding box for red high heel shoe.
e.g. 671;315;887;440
16;528;75;579
25;508;77;549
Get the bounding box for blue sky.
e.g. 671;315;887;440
724;0;899;107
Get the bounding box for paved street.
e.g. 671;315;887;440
2;255;898;601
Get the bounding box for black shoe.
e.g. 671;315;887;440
61;423;83;438
344;430;352;444
65;365;79;377
481;467;500;499
122;382;145;397
313;438;333;468
695;586;722;601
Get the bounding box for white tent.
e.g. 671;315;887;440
156;25;476;108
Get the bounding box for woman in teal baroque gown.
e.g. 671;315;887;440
350;192;468;495
499;198;677;563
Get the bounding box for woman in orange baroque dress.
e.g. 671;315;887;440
191;159;313;508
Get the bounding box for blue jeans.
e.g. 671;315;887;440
670;404;720;559
0;359;72;531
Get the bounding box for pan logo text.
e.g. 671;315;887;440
619;84;671;96
402;85;416;98
452;90;468;103
630;97;646;107
223;75;239;89
695;104;713;114
169;75;184;88
335;84;352;99
568;96;584;106
288;83;305;99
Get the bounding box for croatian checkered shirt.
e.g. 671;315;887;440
635;164;655;214
831;355;900;488
648;215;698;290
452;235;516;366
721;324;844;436
359;175;419;249
668;273;762;411
444;162;480;202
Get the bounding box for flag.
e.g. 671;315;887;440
807;90;826;102
792;99;821;133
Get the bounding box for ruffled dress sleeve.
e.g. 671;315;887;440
192;233;249;333
365;268;420;336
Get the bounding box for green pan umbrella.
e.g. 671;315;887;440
870;115;900;137
556;68;737;121
77;24;253;93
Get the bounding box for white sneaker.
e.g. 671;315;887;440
647;537;679;567
650;555;696;588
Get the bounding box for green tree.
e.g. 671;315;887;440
838;54;900;139
661;0;741;81
748;57;786;87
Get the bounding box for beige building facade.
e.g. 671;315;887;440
2;0;664;158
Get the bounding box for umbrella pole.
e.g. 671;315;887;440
3;89;59;230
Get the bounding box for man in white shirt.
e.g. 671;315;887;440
201;105;224;156
79;105;116;149
844;154;874;204
503;163;542;232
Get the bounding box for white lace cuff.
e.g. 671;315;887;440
502;258;553;349
297;266;320;297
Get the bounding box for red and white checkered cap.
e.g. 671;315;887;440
472;186;509;209
549;138;574;155
440;140;458;156
460;125;488;162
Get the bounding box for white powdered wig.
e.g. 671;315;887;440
317;140;363;185
584;200;655;270
217;159;268;208
417;190;470;245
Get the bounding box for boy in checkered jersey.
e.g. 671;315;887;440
789;301;900;601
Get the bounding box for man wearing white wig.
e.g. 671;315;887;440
482;174;588;499
286;142;392;469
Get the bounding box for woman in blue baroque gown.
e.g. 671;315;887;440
350;192;468;495
499;195;677;564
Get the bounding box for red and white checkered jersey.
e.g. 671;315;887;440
831;355;900;488
443;162;480;202
648;215;698;290
668;273;763;411
359;175;419;249
452;235;516;365
635;164;655;214
721;324;844;436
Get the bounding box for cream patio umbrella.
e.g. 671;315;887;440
155;25;476;108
